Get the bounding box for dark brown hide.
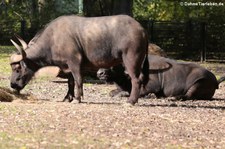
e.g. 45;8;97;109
97;55;222;100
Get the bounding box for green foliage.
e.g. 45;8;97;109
133;0;225;22
133;0;225;61
0;0;224;60
0;0;82;43
1;0;224;32
38;0;82;26
1;0;224;29
0;46;14;76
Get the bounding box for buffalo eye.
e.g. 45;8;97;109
14;68;21;73
12;64;21;72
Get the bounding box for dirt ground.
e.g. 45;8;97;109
0;73;225;148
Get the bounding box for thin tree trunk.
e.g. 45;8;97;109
112;0;133;16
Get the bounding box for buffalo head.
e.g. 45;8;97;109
97;66;132;94
97;65;127;82
10;36;36;92
97;65;130;83
97;68;113;82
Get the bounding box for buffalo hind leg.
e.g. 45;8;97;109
185;81;215;100
123;55;143;105
128;77;141;105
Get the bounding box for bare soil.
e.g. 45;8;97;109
0;74;225;149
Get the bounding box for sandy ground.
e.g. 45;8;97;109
0;75;225;148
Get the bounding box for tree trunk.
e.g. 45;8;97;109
112;0;133;16
83;0;133;17
29;0;40;38
83;0;97;16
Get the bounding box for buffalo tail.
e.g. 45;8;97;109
141;55;149;86
217;76;225;84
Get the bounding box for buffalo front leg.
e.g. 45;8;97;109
68;61;83;103
63;75;75;102
74;73;83;103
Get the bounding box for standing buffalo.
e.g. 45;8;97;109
97;55;225;100
10;15;149;105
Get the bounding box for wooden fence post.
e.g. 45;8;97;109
200;22;206;62
149;20;154;42
186;20;193;51
20;20;26;39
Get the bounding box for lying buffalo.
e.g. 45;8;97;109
10;15;149;105
97;55;225;100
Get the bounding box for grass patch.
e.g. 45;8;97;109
0;132;14;149
199;62;225;78
0;79;10;87
0;46;15;54
0;46;15;76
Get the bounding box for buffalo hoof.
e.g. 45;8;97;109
62;94;74;102
71;95;83;104
126;98;138;106
62;98;72;102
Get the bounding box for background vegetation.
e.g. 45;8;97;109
0;0;224;61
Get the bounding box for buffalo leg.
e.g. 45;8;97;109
184;83;200;100
74;72;83;102
185;80;215;100
63;75;75;102
68;61;83;103
123;55;143;105
128;76;141;105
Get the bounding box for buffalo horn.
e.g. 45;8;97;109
15;34;28;49
10;39;26;59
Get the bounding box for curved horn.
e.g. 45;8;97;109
10;39;26;59
15;34;28;49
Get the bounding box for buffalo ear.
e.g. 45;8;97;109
20;61;27;68
10;39;27;60
10;54;23;63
